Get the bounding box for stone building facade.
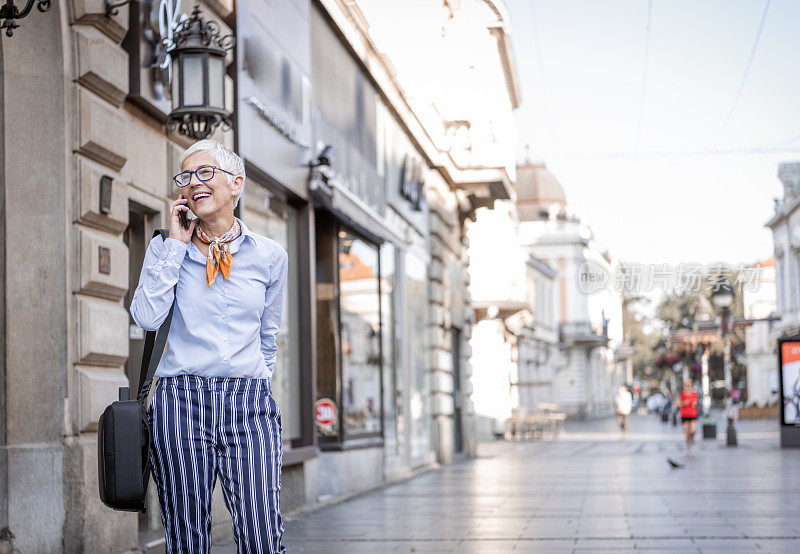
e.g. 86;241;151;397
743;258;777;406
767;162;800;340
0;0;519;550
2;1;234;551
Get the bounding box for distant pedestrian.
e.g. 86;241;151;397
678;380;699;451
615;386;633;437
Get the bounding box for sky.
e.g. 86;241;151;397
506;0;798;267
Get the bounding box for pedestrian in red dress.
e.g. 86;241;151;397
678;380;699;451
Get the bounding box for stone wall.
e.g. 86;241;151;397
0;4;70;551
425;184;475;463
64;1;138;549
61;1;234;549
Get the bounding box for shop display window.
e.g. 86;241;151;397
243;185;302;442
339;231;383;437
405;251;430;464
380;242;399;454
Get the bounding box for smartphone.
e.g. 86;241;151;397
178;195;190;230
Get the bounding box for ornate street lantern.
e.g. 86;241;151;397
0;0;51;37
710;275;734;310
167;3;234;140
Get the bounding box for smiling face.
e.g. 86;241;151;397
181;152;243;220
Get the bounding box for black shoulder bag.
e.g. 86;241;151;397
98;229;176;512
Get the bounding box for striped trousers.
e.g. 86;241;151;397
149;375;285;553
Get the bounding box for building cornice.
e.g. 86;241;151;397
527;256;558;279
480;0;522;109
766;193;800;229
317;0;515;207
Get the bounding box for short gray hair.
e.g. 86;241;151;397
180;140;246;208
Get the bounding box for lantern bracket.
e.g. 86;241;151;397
0;0;51;37
170;3;234;51
105;0;134;17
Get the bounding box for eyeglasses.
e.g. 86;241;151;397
173;165;235;188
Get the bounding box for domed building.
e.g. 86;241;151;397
515;163;627;419
516;162;567;221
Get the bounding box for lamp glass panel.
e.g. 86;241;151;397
171;56;181;108
182;54;205;107
208;55;225;110
714;293;733;309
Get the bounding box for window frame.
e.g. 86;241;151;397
316;220;387;451
241;162;317;462
336;225;385;443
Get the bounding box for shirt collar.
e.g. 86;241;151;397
229;217;257;254
185;216;256;263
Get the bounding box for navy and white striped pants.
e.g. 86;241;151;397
149;375;285;553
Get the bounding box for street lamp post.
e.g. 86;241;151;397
711;275;737;447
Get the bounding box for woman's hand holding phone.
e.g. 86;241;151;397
169;194;196;243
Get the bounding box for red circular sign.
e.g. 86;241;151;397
314;398;337;427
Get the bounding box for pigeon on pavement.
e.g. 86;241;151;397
667;458;685;469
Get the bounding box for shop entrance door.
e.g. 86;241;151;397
125;209;144;389
452;327;464;453
123;202;160;534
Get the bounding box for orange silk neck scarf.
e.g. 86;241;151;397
195;220;241;286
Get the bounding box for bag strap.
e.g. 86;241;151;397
136;229;177;405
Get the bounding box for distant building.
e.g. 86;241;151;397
743;258;778;406
467;201;558;438
516;163;626;418
767;162;800;344
516;257;560;412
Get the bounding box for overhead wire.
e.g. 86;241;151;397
573;144;800;159
711;0;772;149
634;0;653;155
528;0;555;156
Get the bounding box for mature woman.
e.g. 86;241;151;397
130;139;288;553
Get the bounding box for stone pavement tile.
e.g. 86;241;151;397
572;538;638;551
629;524;685;534
757;539;800;554
523;516;578;524
680;526;741;538
521;528;578;537
572;546;636;554
467;529;527;540
283;539;394;552
634;538;700;551
733;521;800;536
452;539;519;553
575;530;633;540
210;542;237;553
389;539;461;552
692;538;763;552
518;528;578;539
514;539;578;553
677;517;736;526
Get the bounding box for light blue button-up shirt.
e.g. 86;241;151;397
130;218;288;381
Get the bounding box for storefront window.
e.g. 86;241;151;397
243;185;301;442
380;242;399;454
339;231;382;436
405;251;430;465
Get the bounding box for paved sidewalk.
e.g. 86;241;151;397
214;415;800;553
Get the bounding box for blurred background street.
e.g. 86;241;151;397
214;415;800;553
